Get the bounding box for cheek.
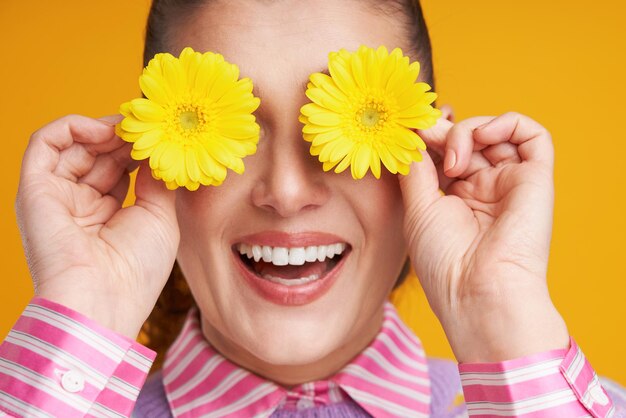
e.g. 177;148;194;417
174;188;234;282
359;172;404;231
345;171;406;276
174;185;238;238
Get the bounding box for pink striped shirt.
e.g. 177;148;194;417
161;302;430;417
0;297;624;417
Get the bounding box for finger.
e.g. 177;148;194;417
439;104;455;123
77;142;139;195
54;132;133;185
108;170;132;206
398;148;442;217
23;115;122;178
97;114;124;125
421;117;486;190
481;142;522;167
133;161;177;230
416;117;454;159
473;112;554;165
54;142;97;182
442;116;495;178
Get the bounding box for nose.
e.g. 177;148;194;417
251;125;331;218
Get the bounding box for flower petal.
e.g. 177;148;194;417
334;152;352;173
196;147;221;179
322;160;337;172
204;136;236;168
215;78;255;108
159;142;183;171
311;129;343;147
328;137;353;162
328;52;357;96
134;129;163;150
308;112;342;127
397;163;410;176
180;47;202;88
302;123;334;134
350;51;368;92
149;142;168;169
207;63;238;102
186;148;201;182
377;145;398;174
310;73;346;102
161;55;187;96
301;103;327;117
139;72;172;105
130;98;166;122
351;144;372;179
121;116;161;133
228;157;245;174
218;119;260;140
393;128;423;150
130;147;153;160
370;148;381;179
119;101;132;117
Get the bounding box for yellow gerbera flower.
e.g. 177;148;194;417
117;47;260;191
299;45;441;179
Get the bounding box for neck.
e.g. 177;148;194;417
199;305;384;387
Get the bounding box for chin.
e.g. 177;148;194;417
243;320;342;366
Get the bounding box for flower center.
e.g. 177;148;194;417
360;108;381;127
166;102;211;143
355;100;388;134
179;110;199;130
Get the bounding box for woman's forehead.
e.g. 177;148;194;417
172;0;408;83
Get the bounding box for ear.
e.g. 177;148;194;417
439;104;455;123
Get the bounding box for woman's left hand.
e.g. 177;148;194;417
399;112;570;363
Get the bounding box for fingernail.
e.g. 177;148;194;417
444;149;456;172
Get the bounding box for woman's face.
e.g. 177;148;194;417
173;0;411;383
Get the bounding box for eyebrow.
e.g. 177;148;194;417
251;67;331;98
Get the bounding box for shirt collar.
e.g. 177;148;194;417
162;302;431;418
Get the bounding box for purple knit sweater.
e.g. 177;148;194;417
131;358;467;418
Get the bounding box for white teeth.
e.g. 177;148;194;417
240;243;250;258
317;245;327;262
288;247;306;266
252;245;262;262
272;247;289;266
262;274;320;286
261;246;272;262
304;246;318;262
238;243;347;266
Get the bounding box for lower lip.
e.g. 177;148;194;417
233;251;348;306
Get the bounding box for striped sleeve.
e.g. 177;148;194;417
458;337;626;417
0;297;156;418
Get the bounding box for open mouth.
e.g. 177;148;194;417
234;243;349;286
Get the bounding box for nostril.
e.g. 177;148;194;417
251;171;330;217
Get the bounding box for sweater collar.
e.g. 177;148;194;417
162;302;431;418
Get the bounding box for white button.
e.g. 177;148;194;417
590;385;609;406
296;397;315;409
61;370;85;393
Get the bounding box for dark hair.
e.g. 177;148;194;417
138;0;434;373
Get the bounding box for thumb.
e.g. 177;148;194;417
417;117;454;156
134;160;178;236
398;147;442;218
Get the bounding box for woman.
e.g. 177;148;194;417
1;0;625;417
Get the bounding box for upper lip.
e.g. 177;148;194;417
234;231;349;248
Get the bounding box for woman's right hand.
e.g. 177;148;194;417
15;114;180;339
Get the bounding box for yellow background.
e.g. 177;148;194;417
0;1;624;385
